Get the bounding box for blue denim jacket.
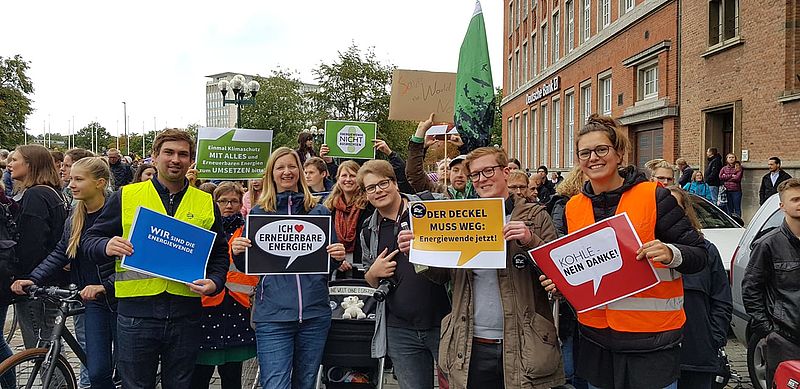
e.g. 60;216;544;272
249;191;335;323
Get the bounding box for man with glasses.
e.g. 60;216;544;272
107;148;134;190
358;159;451;389
508;170;535;203
645;159;677;186
399;147;564;389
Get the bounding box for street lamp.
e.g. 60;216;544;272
217;75;260;128
302;126;323;144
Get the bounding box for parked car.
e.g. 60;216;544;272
688;193;746;272
729;193;784;389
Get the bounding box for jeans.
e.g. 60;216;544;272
725;190;742;217
561;334;588;388
116;313;201;389
386;326;439;389
708;186;719;205
84;302;116;389
467;341;504;389
0;305;15;389
255;316;331;389
16;297;58;348
73;313;90;388
588;381;677;389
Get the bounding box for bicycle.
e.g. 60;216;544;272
0;284;85;389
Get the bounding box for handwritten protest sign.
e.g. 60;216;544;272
389;69;457;122
195;127;273;180
324;120;377;160
529;213;659;313
121;207;217;284
408;198;506;268
246;215;331;275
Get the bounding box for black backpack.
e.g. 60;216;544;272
0;199;19;306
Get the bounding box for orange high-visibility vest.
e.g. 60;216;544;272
201;227;259;308
565;181;686;333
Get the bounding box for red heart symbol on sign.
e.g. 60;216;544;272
294;224;304;233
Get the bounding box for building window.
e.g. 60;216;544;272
566;0;575;52
553;97;561;168
638;61;659;100
532;33;538;75
531;108;538;165
517;0;522;26
541;23;548;69
515;115;522;159
553;12;560;62
621;0;634;15
515;49;521;89
522;43;528;83
599;76;612;115
509;2;514;33
508;56;514;92
582;0;591;42
532;0;537;9
600;0;611;28
709;0;739;46
522;0;528;18
523;111;529;166
566;93;575;167
508;117;514;154
581;84;592;125
541;103;549;166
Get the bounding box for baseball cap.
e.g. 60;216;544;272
449;155;467;168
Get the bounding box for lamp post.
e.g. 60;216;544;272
302;126;323;145
217;75;260;128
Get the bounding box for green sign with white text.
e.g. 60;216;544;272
324;120;377;159
196;127;273;180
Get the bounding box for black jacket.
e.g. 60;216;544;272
82;177;229;319
29;206;116;307
678;167;695;187
680;240;733;372
110;161;133;190
742;221;800;340
705;154;723;186
546;194;570;237
759;169;792;205
14;186;69;282
569;166;708;351
537;179;556;204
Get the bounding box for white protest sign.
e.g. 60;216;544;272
549;227;622;295
254;219;327;269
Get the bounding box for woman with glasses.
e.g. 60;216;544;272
191;182;258;389
230;147;346;389
540;114;707;389
645;159;677;186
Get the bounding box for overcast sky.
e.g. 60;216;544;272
2;0;503;138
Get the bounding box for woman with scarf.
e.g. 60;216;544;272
324;160;374;276
190;182;258;389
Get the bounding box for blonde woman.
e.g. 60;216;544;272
230;147;346;389
323;160;373;271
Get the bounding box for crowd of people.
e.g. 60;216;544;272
0;113;795;389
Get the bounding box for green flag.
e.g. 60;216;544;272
454;1;495;153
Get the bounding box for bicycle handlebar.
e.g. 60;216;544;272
25;284;80;300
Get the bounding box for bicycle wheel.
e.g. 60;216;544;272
4;304;16;344
0;347;77;389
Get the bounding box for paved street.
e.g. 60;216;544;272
3;309;756;389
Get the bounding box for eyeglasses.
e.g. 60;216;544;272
215;199;240;206
508;185;527;191
468;165;504;182
654;176;675;183
364;179;393;194
576;145;613;161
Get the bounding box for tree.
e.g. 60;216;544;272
74;122;113;153
240;70;307;151
0;55;34;148
491;87;503;147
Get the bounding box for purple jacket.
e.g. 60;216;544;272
719;164;743;192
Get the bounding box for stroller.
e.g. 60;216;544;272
316;273;385;389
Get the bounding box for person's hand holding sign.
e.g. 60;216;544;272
373;139;392;156
106;236;133;257
231;237;252;256
397;230;414;254
187;279;217;296
320;144;333;163
635;239;674;265
503;221;532;246
327;243;346;262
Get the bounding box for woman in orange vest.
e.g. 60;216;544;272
190;182;258;389
540;114;707;389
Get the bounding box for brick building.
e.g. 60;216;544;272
679;1;800;219
501;0;680;172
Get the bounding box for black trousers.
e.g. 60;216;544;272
467;341;504;389
189;362;243;389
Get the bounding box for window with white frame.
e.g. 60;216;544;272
532;32;538;75
553;12;560;62
523;111;529;166
621;0;634;15
522;0;528;18
566;0;575;52
709;0;739;46
566;92;575;166
638;61;659;100
515;49;521;89
531;108;538;165
509;2;514;33
508;56;514;92
600;0;611;28
517;0;522;26
553;97;561;168
541;103;549;166
508;117;514;153
581;84;592;124
541;23;548;69
582;0;591;42
522;43;528;83
600;76;612;115
532;0;537;9
515;115;521;159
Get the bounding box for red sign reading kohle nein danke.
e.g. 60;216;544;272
529;213;659;313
